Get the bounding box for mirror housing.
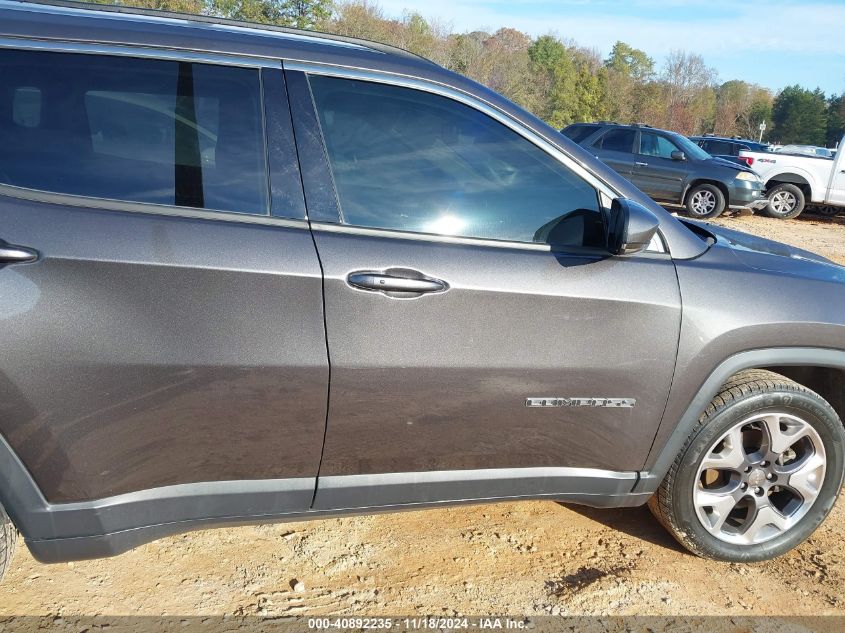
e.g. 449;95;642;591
670;150;686;161
608;198;661;256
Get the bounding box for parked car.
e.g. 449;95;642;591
562;122;767;218
1;1;844;582
689;135;770;166
776;145;835;159
738;136;845;218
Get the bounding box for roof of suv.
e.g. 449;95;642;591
690;135;768;149
565;122;656;130
0;0;442;72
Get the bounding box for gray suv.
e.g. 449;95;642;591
562;122;767;218
0;1;844;580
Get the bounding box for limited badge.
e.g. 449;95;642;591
524;397;636;408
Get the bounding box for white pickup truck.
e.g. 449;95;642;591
738;134;844;219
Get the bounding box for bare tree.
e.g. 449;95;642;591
662;50;717;134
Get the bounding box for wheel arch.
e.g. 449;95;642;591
761;365;845;427
683;179;730;206
636;347;845;494
764;172;814;199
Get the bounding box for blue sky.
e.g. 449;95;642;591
375;0;845;96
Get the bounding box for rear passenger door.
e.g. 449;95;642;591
590;128;637;179
633;131;689;201
0;47;328;506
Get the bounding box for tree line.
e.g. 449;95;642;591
93;0;845;146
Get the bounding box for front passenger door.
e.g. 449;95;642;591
286;70;682;510
633;131;689;201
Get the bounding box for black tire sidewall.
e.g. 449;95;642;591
765;184;805;219
685;184;726;219
670;390;845;562
816;206;841;217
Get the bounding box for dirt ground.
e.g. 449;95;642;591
1;212;845;619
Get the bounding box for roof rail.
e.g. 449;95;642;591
631;123;653;128
10;0;437;64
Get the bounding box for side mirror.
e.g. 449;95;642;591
670;150;686;161
607;198;661;256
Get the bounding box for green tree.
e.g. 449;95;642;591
89;0;206;13
603;41;654;123
209;0;332;27
528;35;567;71
93;0;331;26
772;85;828;145
827;94;845;147
526;36;608;127
605;41;654;82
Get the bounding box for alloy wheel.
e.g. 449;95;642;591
693;412;826;545
690;190;717;216
770;191;797;214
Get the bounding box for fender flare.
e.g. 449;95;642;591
762;168;818;199
634;347;845;494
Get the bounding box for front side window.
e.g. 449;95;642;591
639;132;680;159
309;75;605;249
0;49;268;214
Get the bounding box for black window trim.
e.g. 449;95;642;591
287;61;619;203
0;37;310;225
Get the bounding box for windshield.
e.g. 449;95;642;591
669;133;711;160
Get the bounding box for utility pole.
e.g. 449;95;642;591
758;121;767;143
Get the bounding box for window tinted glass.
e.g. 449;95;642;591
310;76;604;248
705;140;733;155
0;49;267;214
594;128;635;153
639;132;680;158
562;124;600;143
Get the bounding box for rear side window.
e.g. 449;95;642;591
0;49;268;214
593;128;635;153
562;124;600;143
309;75;604;249
704;140;732;155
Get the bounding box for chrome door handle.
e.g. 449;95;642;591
0;243;38;264
635;161;649;167
347;271;447;294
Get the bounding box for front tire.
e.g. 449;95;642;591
0;500;17;583
685;183;726;219
649;370;845;562
764;183;805;219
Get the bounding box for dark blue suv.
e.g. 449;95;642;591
563;123;766;218
690;135;771;167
